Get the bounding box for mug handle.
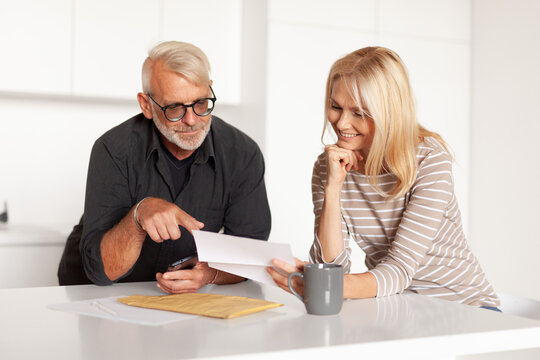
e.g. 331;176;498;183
288;272;304;301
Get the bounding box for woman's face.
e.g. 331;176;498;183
328;79;375;155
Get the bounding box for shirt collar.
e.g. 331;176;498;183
195;120;215;164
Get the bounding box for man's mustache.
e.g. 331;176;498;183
171;123;207;132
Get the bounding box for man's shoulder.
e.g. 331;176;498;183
96;113;152;155
99;113;150;141
211;116;261;154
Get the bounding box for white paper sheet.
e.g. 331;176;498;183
48;296;196;326
193;230;295;286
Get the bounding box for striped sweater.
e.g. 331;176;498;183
309;137;500;307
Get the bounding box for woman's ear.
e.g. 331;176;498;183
137;93;153;119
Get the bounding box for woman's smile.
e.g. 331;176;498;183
338;130;361;138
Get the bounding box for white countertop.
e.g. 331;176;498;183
1;281;539;359
0;223;66;246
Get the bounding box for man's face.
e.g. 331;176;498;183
146;61;213;156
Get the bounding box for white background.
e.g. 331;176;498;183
0;0;538;302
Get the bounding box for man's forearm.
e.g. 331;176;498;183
100;207;146;281
212;270;245;285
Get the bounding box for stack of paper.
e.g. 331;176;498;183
193;230;295;286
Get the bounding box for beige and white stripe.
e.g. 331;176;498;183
309;137;500;307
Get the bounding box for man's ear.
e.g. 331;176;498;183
137;93;153;119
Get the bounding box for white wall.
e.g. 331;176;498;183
470;0;540;300
4;0;533;301
265;0;472;273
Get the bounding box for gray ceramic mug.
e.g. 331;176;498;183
288;263;344;315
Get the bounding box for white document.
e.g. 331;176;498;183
48;296;196;326
193;230;295;286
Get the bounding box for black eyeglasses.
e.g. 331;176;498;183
147;86;217;122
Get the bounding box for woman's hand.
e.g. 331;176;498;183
324;145;363;188
267;258;308;296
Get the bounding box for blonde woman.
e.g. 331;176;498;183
268;47;500;309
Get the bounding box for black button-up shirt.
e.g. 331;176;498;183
62;113;271;285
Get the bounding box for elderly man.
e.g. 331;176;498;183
58;41;271;293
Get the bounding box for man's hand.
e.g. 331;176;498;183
136;197;204;242
156;261;216;294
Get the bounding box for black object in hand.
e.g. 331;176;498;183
167;254;198;272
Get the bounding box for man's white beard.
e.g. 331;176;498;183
152;108;211;151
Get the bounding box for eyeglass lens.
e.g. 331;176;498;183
165;98;214;120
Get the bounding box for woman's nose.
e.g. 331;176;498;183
336;111;352;129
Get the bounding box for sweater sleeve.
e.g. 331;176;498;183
309;153;353;273
368;147;454;297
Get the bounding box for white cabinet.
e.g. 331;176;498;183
0;0;72;95
72;0;161;99
0;0;242;104
0;246;64;288
0;224;66;288
163;0;242;104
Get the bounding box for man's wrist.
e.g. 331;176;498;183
133;197;149;232
209;268;219;284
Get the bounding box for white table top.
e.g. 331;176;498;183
0;223;66;246
1;281;539;360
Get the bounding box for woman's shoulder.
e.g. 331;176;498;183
314;150;327;169
415;136;453;180
417;136;452;163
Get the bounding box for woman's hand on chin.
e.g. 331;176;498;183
324;145;363;186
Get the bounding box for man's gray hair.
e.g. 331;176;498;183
142;41;211;93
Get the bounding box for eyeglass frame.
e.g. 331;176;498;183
146;86;217;122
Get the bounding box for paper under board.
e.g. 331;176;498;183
48;295;196;326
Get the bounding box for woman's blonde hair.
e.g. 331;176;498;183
142;41;211;94
323;46;448;199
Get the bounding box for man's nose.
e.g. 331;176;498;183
182;107;199;126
